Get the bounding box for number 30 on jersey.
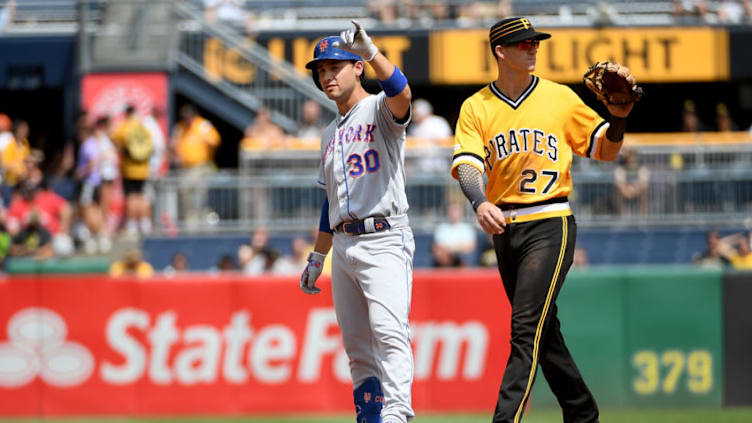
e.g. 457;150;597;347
347;149;381;177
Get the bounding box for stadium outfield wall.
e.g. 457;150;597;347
0;268;750;417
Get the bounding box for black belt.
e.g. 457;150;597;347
498;196;568;211
335;217;391;235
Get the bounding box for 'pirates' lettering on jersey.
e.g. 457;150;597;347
452;76;609;209
488;128;559;163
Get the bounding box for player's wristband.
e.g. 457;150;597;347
319;197;333;234
378;65;408;98
606;116;627;142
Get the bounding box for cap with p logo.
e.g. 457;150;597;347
489;17;551;48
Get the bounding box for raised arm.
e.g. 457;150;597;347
334;20;411;120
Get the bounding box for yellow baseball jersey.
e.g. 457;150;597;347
451;76;608;222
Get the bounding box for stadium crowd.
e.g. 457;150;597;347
5;0;752;35
0;86;750;272
199;0;752;30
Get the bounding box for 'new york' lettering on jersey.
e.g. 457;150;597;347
318;92;410;228
451;76;609;221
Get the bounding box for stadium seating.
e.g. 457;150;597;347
141;226;733;271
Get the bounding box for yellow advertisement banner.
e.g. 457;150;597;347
430;27;729;84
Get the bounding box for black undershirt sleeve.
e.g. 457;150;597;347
457;164;488;212
606;115;627;142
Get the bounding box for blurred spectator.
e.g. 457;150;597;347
432;242;462;267
0;221;11;267
408;99;452;141
48;137;76;183
432;203;476;267
559;4;574;23
94;117;119;235
241;107;285;151
216;254;238;272
0;118;30;204
573;247;589;269
405;0;452;24
680;100;706;132
715;103;738;132
0;0;15;32
23;149;44;188
0;113;11;140
718;0;752;23
0;113;13;198
408;99;452;175
272;236;309;274
498;0;514;19
613;148;650;215
171;104;221;227
458;1;505;26
112;105;153;236
726;232;752;269
588;1;618;27
0;119;30;188
164;252;189;275
9;211;53;260
693;231;730;269
238;226;279;275
143;106;168;178
204;0;254;33
74;118;111;254
368;0;398;25
296;100;325;141
709;231;752;269
109;248;154;278
7;181;73;257
37;181;74;257
674;0;709;23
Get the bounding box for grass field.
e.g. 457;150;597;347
4;408;752;423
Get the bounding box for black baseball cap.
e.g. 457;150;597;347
489;17;551;48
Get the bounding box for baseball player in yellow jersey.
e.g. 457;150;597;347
451;17;638;423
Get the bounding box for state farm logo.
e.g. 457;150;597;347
100;308;489;386
0;308;94;388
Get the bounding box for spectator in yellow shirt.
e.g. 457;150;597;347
171;104;221;226
1;119;31;187
729;233;752;270
172;104;221;169
109;248;155;278
112;106;154;236
240;107;285;151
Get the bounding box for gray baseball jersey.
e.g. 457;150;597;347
317;92;410;228
316;91;415;423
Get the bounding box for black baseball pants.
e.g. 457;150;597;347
491;215;598;423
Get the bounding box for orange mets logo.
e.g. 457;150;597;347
363;392;371;403
320;39;329;51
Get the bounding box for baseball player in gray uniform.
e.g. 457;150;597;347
299;21;415;423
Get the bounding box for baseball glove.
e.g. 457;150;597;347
583;61;644;105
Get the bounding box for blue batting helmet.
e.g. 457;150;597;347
306;36;363;90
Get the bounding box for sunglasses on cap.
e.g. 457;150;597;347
505;39;540;50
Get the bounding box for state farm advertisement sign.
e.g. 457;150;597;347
0;272;510;416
